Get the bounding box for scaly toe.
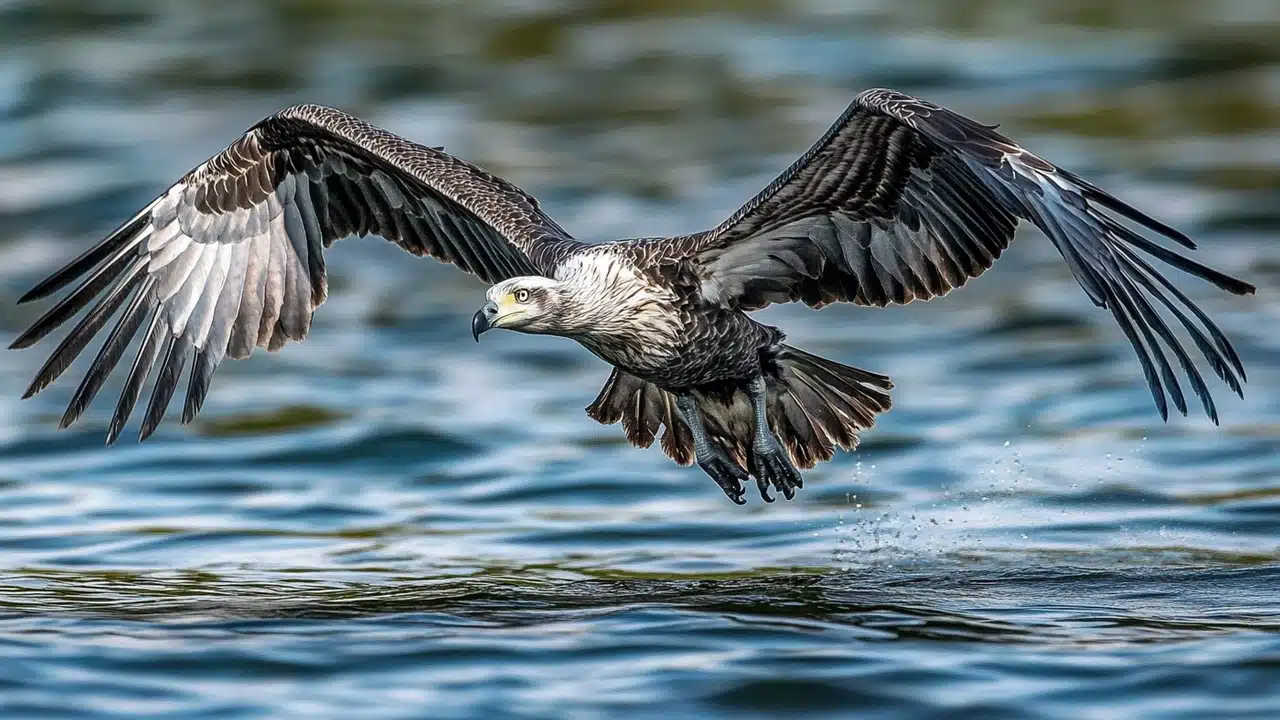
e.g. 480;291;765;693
769;460;795;500
778;463;803;499
755;473;775;503
779;478;796;501
752;448;804;502
749;454;779;503
702;457;748;504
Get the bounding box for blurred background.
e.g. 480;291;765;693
0;1;1276;717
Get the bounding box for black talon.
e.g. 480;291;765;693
750;446;801;502
702;453;748;504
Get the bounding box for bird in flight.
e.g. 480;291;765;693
11;88;1254;504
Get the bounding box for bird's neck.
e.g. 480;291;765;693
553;252;683;366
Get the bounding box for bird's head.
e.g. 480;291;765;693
472;276;568;340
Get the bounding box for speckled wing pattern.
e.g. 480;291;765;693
11;104;580;442
684;88;1255;423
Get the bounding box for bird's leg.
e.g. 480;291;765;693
746;375;804;502
675;393;748;505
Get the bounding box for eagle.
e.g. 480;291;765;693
10;88;1255;504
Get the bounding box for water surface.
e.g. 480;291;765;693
0;1;1277;717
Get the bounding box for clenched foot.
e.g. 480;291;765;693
698;451;749;505
749;443;804;502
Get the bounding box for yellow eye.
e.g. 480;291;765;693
514;289;531;303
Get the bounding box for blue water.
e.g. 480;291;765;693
0;1;1277;717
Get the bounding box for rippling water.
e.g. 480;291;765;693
1;1;1277;717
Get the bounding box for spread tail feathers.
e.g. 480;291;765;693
585;365;697;466
586;345;893;472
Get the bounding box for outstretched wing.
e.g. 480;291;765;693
11;104;580;442
682;88;1255;423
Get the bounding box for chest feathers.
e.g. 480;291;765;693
553;251;683;369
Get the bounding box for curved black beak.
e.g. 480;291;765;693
472;301;498;341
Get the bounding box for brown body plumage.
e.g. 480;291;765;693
10;88;1255;504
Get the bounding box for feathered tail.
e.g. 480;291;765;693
586;344;892;473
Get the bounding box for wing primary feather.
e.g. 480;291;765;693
229;233;270;359
1102;284;1169;420
1018;193;1112;307
277;202;313;339
354;174;394;235
1112;266;1215;421
1057;169;1197;249
1092;217;1247;386
183;350;215;424
329;175;369;236
17;203;153;304
394;206;435;257
1112;243;1245;395
107;312;166;445
375;178;423;254
21;258;148;399
10;232;148;350
1098;215;1254;296
1111;274;1187;417
306;174;336;247
457;216;510;281
139;333;189;442
320;174;355;237
60;278;158;430
1015;189;1191;418
257;227;287;347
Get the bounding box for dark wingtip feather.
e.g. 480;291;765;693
1105;290;1169;422
18;262;147;400
58;284;157;431
1232;279;1257;296
139;335;188;442
106;313;167;446
1058;169;1199;251
10;249;140;351
17;208;152;305
1099;213;1255;298
182;351;219;425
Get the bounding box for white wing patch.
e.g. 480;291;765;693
140;171;316;353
